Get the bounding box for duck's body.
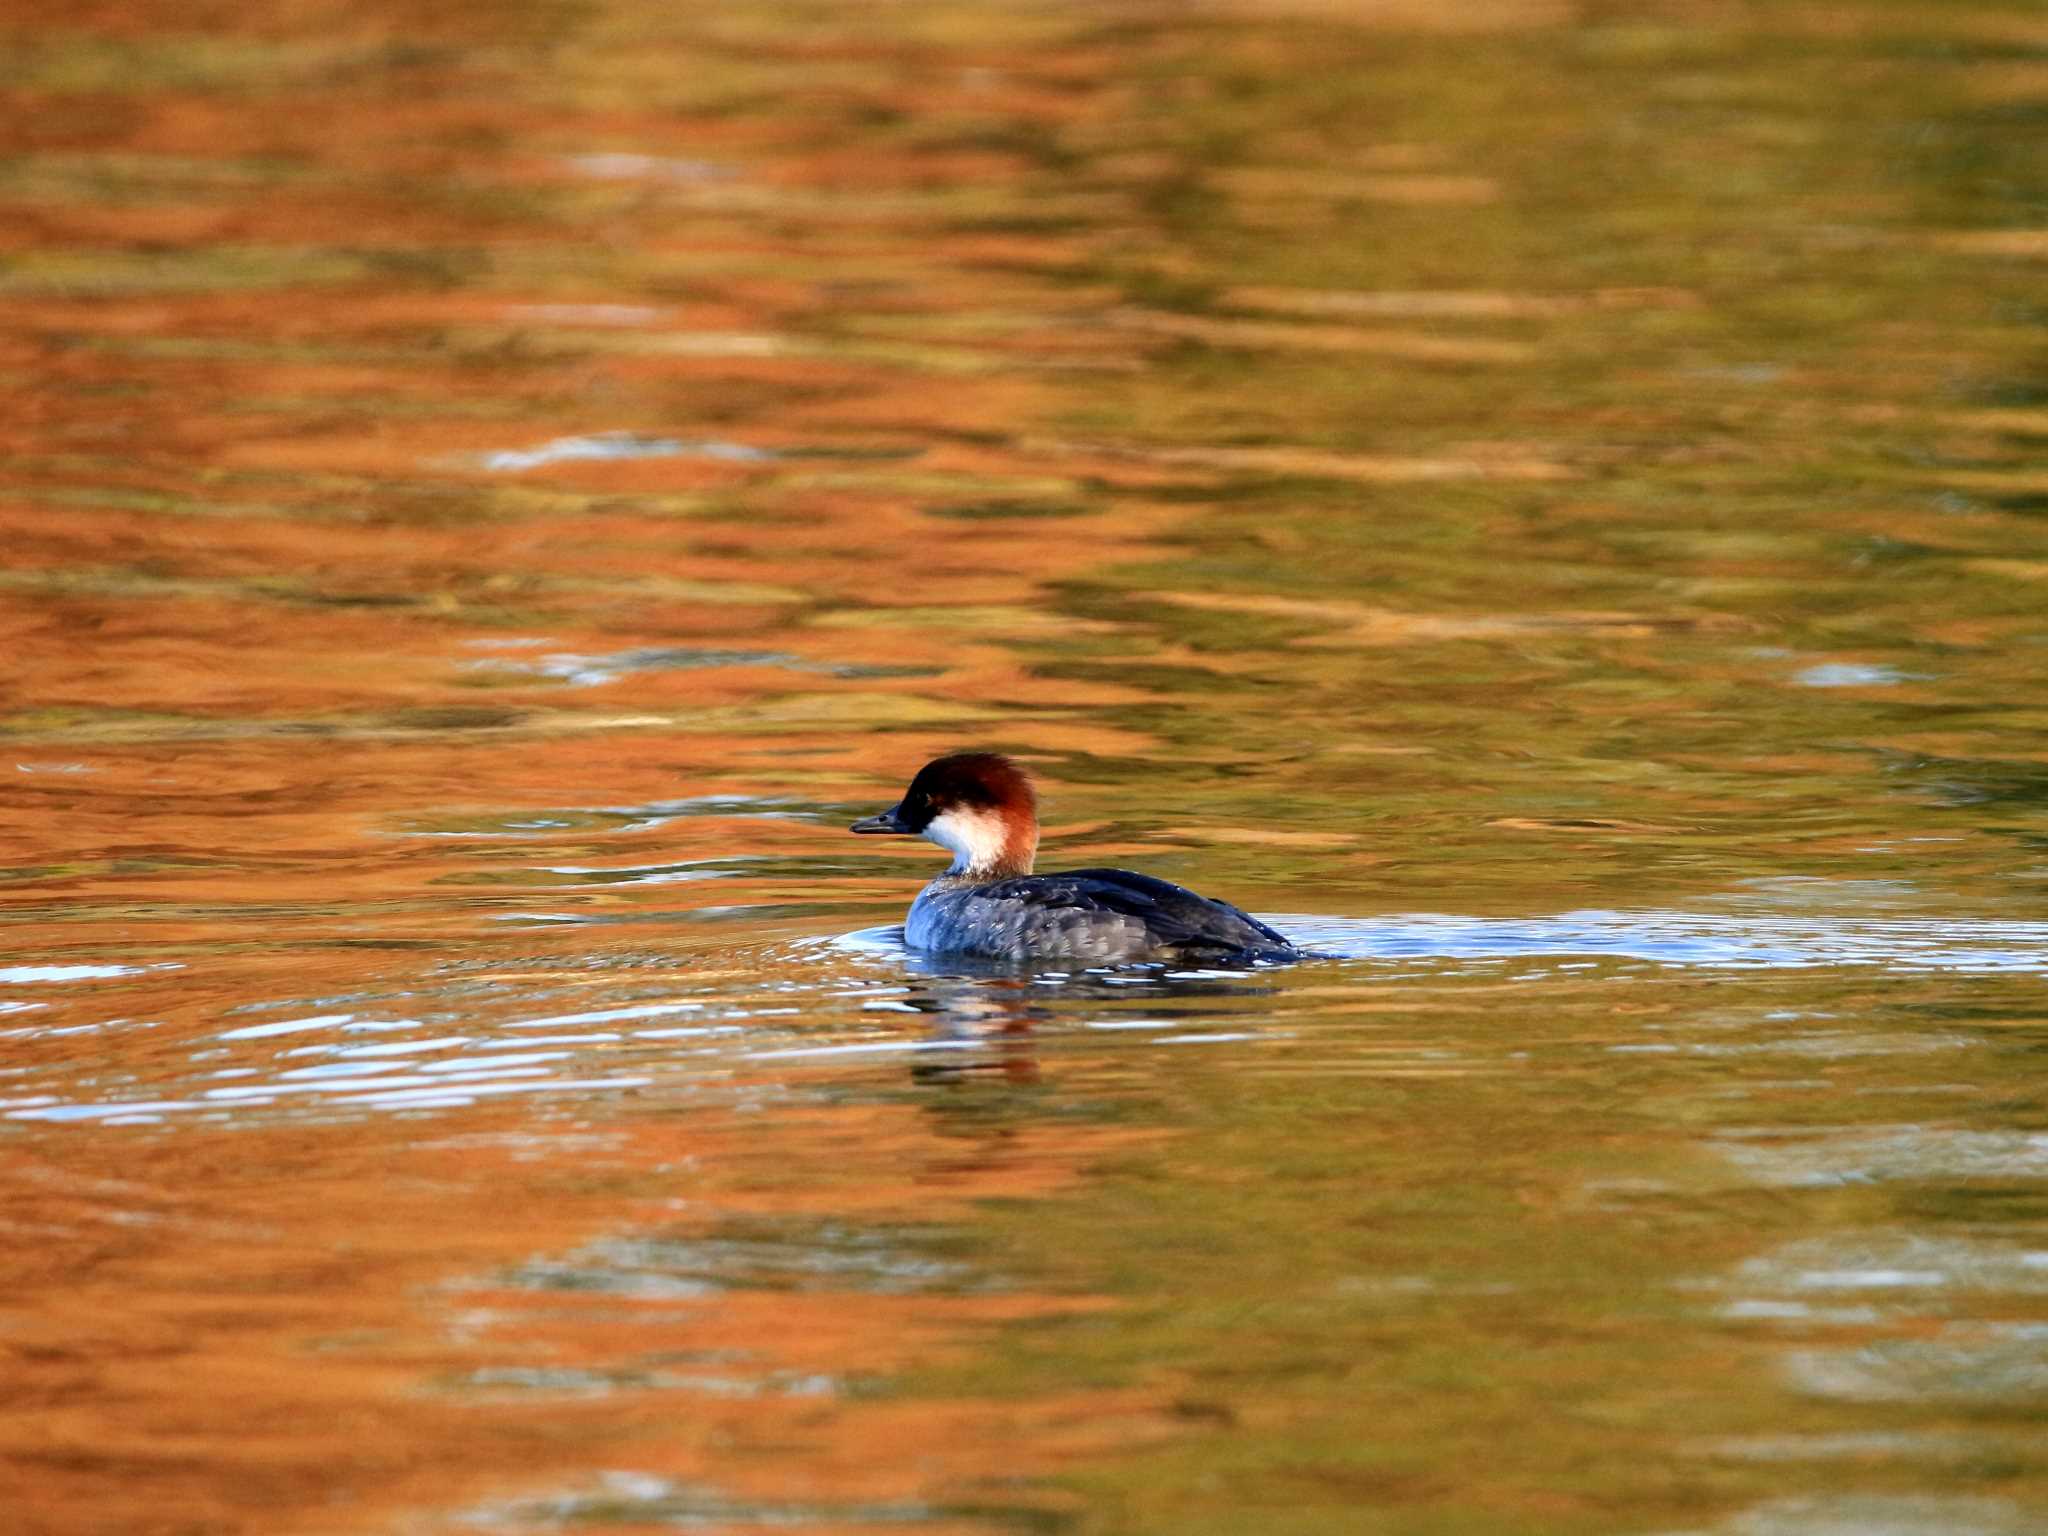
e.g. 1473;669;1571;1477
905;866;1295;964
852;753;1298;965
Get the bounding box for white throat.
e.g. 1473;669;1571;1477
924;807;1012;877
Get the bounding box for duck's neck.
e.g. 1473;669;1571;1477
926;806;1037;882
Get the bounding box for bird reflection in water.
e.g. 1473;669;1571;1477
884;943;1285;1090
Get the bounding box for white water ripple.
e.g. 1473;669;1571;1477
1280;910;2048;973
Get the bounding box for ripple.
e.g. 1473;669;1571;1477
401;794;816;838
447;1364;836;1400
1689;1431;1990;1464
560;152;734;182
472;432;773;473
1712;1127;2048;1187
1730;1233;2048;1299
506;1224;970;1299
1283;909;2048;972
466;646;934;688
1661;1494;2040;1536
832;906;2048;976
0;963;169;984
466;1473;953;1532
1795;662;1925;688
1782;1325;2048;1405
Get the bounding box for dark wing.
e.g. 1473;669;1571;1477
975;868;1297;960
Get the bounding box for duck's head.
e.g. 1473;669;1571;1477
850;752;1039;879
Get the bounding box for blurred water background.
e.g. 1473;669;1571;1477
4;2;2048;1532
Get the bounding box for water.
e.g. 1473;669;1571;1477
4;1;2047;1532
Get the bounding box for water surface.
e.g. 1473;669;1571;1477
4;2;2048;1533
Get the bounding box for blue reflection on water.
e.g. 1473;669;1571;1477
840;904;2048;975
1283;911;2048;972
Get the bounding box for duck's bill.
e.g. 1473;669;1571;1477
849;805;911;835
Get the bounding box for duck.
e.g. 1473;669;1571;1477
850;752;1299;964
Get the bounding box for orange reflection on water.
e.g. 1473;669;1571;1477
1;1080;1162;1534
10;0;2048;1532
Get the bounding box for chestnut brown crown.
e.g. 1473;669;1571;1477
848;753;1040;876
898;753;1035;828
